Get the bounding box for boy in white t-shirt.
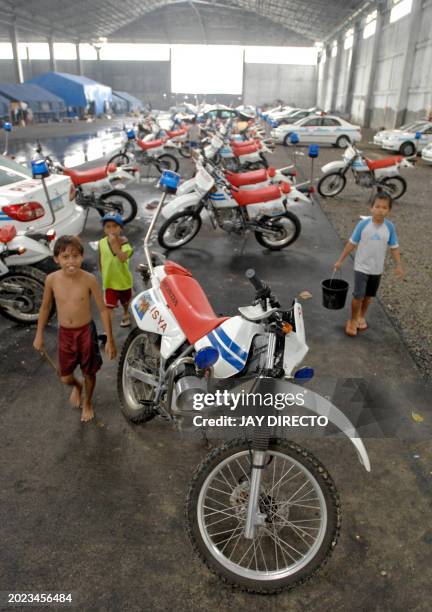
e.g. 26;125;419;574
334;193;404;337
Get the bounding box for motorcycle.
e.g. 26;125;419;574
0;224;55;324
35;143;140;224
317;143;413;200
108;129;179;178
117;172;370;593
157;164;305;251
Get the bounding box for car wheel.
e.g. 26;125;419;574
336;135;351;148
399;142;415;157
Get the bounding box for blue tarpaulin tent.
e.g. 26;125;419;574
0;83;65;121
113;91;143;113
111;92;128;115
27;72;112;117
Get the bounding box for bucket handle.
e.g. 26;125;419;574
329;268;341;287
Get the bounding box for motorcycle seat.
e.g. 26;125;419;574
161;273;229;344
137;138;165;151
229;139;257;148
166;128;187;138
232;185;281;207
365;156;403;171
225;169;268;187
0;223;17;243
63;163;117;186
232;144;259;156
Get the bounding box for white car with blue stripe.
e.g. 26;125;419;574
373;120;430;147
0;155;85;264
271;115;362;147
380;121;432;157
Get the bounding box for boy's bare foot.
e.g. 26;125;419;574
357;318;368;331
345;320;357;337
81;402;94;423
69;382;82;408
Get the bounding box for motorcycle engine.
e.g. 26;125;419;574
214;208;243;233
354;170;374;187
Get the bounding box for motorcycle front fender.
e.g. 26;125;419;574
274;381;371;471
161;192;202;219
177;177;196;196
321;160;345;174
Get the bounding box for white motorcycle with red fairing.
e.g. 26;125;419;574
117;172;370;594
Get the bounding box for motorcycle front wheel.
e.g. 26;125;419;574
378;176;407;200
158;210;202;250
179;144;193;159
117;328;160;423
186;438;341;594
255;212;301;250
0;266;54;324
100;189;138;224
108;152;130;167
155;154;179;174
317;172;347;197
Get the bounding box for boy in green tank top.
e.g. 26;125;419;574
99;213;133;327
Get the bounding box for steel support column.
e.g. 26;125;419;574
394;0;423;127
48;35;56;72
344;20;362;117
330;35;343;112
10;22;23;84
364;7;384;128
75;42;83;75
321;44;331;109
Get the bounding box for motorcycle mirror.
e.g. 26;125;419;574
195;346;219;370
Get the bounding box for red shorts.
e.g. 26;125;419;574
58;321;103;377
105;288;132;309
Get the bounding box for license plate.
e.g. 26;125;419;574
51;195;64;212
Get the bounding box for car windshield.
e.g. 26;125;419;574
400;121;428;131
0;155;31;187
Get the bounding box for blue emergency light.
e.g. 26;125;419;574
308;144;320;158
289;132;300;144
31;159;50;179
415;131;422;140
126;128;135;140
3;121;12;132
294;367;314;382
159;170;181;194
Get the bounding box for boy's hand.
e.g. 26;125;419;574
395;263;404;279
105;338;117;360
33;334;44;352
334;260;342;272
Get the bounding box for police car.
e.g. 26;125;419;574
421;141;432;164
271;115;362;147
380;121;432;156
0;155;85;257
373;120;430;148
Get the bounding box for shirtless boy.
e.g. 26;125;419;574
33;235;116;422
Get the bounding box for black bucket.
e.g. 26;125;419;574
322;278;349;310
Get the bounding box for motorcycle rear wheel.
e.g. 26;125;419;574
108;152;130;167
117;328;160;423
155;153;179;174
378;176;407;200
100;189;138;224
0;266;54;324
186;438;341;594
158;210;202;250
317;172;347;198
255;212;301;250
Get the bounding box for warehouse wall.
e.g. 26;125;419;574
317;0;432;128
243;63;317;107
0;57;317;110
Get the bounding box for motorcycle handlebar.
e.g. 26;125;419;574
246;268;266;292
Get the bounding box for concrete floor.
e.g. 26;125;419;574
0;127;431;611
